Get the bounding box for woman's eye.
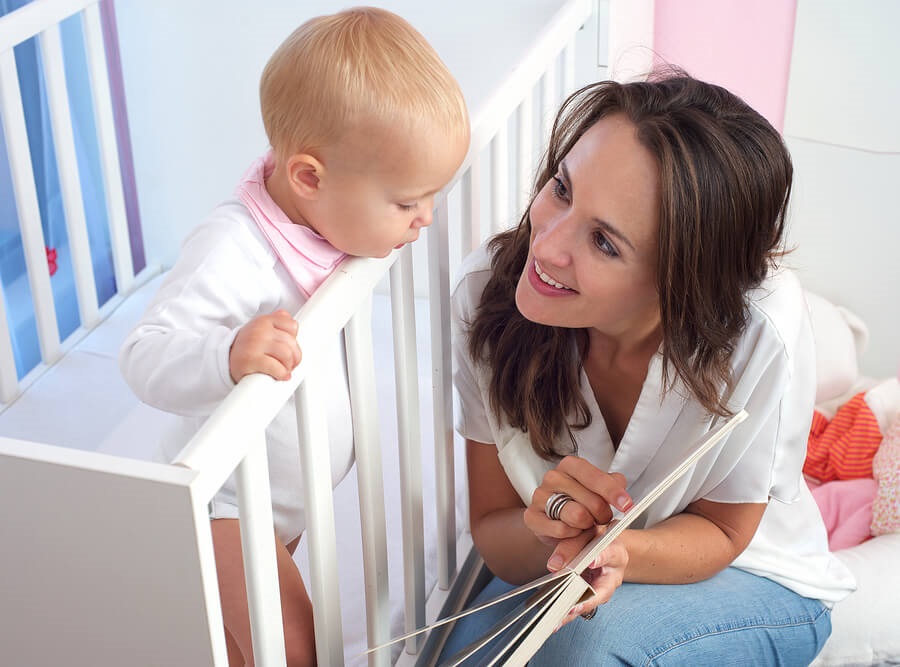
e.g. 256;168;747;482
594;231;619;258
551;175;568;201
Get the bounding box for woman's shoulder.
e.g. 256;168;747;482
744;267;810;353
747;268;809;340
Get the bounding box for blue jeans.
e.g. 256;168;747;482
439;567;831;666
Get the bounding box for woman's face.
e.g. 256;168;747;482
515;113;662;343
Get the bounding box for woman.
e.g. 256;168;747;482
442;74;855;665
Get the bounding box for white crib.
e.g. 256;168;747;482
0;0;596;665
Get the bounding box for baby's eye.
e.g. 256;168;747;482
551;175;569;201
397;202;417;212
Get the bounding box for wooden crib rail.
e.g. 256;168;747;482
0;0;139;406
0;0;595;664
170;1;594;664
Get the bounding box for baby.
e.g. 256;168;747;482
120;7;468;665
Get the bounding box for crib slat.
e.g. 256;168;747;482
428;197;456;591
516;96;534;216
389;249;426;656
563;39;576;97
344;298;392;667
0;48;61;365
82;3;134;293
460;158;482;256
0;288;18;402
39;23;100;328
541;62;558;147
295;376;345;666
235;431;288;667
0;0;92;53
490;125;509;234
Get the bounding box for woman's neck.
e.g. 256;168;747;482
584;323;662;374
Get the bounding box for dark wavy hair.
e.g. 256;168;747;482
467;74;792;460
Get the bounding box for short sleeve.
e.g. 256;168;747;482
703;271;816;504
451;247;497;445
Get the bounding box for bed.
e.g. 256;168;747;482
1;1;898;666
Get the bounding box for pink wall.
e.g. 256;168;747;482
653;0;797;132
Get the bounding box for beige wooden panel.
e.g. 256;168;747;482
0;437;222;667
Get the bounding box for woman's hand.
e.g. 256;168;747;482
552;524;628;629
524;455;632;547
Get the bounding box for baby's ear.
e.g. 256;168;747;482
286;153;323;198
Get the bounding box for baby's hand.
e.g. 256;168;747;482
229;310;301;383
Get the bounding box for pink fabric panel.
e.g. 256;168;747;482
811;478;877;551
652;0;797;132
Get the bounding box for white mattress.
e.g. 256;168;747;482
0;272;468;665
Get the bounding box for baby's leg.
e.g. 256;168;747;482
211;518;316;667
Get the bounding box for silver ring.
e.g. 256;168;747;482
581;607;597;621
545;492;573;521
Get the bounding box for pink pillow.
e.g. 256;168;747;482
811;478;877;550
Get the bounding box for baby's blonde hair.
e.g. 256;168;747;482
260;6;469;158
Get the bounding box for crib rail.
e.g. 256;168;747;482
168;1;594;665
0;0;594;664
0;0;138;406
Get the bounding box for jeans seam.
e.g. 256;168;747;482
643;606;831;666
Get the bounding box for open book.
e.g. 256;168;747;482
368;409;749;666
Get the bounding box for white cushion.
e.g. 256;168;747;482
805;290;869;405
812;533;900;665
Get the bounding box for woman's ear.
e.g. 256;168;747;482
286;153;324;199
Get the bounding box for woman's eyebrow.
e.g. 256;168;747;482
560;161;636;252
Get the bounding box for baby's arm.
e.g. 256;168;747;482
120;213;301;416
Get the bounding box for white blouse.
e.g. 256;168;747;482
452;244;856;604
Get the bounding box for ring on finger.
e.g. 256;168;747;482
545;492;573;521
580;606;597;621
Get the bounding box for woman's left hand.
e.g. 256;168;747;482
552;524;629;629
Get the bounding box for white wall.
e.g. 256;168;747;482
114;0;601;270
782;0;900;377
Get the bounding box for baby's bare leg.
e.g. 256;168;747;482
212;518;317;667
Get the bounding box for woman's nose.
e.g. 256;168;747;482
532;209;574;264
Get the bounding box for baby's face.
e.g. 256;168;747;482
306;125;467;258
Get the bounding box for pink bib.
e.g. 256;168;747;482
236;151;346;297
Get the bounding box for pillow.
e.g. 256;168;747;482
805;291;869;405
812;533;900;665
871;417;900;536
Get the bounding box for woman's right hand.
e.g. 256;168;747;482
552;525;629;629
523;455;632;547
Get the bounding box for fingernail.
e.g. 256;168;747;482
547;555;564;571
616;494;632;511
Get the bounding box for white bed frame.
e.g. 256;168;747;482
0;0;595;665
